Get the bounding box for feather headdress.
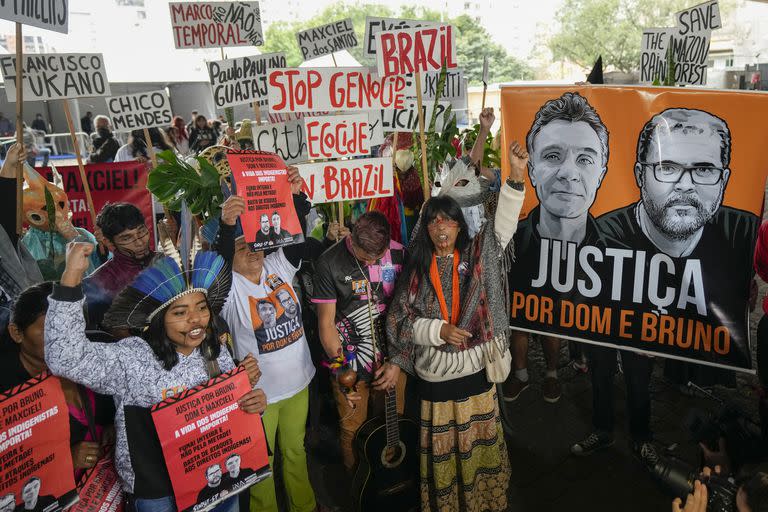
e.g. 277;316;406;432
103;251;231;330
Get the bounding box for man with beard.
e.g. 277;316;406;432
276;289;299;319
572;108;758;463
504;91;608;404
254;213;273;248
196;464;224;505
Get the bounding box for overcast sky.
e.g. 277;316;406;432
0;0;564;82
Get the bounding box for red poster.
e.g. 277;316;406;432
71;456;124;512
0;373;77;512
227;150;304;251
151;367;271;512
41;161;155;249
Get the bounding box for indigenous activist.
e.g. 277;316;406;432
386;140;526;512
43;209;266;512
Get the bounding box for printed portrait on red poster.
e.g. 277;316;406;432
0;373;77;512
227;150;304;251
151;367;270;512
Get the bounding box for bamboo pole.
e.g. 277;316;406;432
414;72;430;200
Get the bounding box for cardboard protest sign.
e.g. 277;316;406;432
208;52;286;109
250;119;307;165
380;100;451;132
640;28;671;84
297;157;393;204
639;1;720;85
0;53;110;101
362;17;439;58
151;367;270;512
374;25;457;77
0;373;77;512
70;457;124;512
42;161;155;248
415;68;466;108
228;151;304;251
0;0;68;33
500;85;768;372
267;67;408;113
297;18;357;62
366;110;385;146
107;90;172;132
169;1;263;49
305;114;371;159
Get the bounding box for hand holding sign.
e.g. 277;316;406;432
71;440;101;470
238;388;267;414
240;353;262;386
286;165;303;195
221;195;246;226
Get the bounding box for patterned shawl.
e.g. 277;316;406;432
386;191;513;376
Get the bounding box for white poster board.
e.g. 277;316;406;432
0;53;110;100
297;19;357;61
0;1;68;33
169;1;263;49
267;67;408;113
297;157;393;204
208;52;286;108
107;90;173;132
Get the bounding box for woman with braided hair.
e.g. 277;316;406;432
386;141;528;512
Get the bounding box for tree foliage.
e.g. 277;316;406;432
548;0;700;73
261;3;531;84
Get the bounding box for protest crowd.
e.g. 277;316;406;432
4;2;768;512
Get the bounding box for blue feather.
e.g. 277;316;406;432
191;252;226;290
131;257;185;304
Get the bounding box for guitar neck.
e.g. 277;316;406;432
384;387;400;449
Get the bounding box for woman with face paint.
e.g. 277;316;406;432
44;196;266;512
386;141;528;512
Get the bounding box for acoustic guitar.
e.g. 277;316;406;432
351;386;419;512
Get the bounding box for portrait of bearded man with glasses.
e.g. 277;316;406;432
597;108;759;368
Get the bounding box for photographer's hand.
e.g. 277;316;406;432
672;480;708;512
699;438;731;476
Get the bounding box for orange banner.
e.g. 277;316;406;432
500;86;768;372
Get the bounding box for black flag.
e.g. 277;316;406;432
586;56;603;84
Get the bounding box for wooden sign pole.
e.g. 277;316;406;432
414;72;430;200
143;127;158;168
253;102;262;126
62;99;96;227
330;51;344;228
14;23;23;234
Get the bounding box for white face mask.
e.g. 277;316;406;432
432;156;487;207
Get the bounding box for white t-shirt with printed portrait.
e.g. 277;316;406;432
222;249;315;404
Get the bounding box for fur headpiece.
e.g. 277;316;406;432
431;155;489;207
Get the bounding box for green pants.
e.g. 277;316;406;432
249;386;316;512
